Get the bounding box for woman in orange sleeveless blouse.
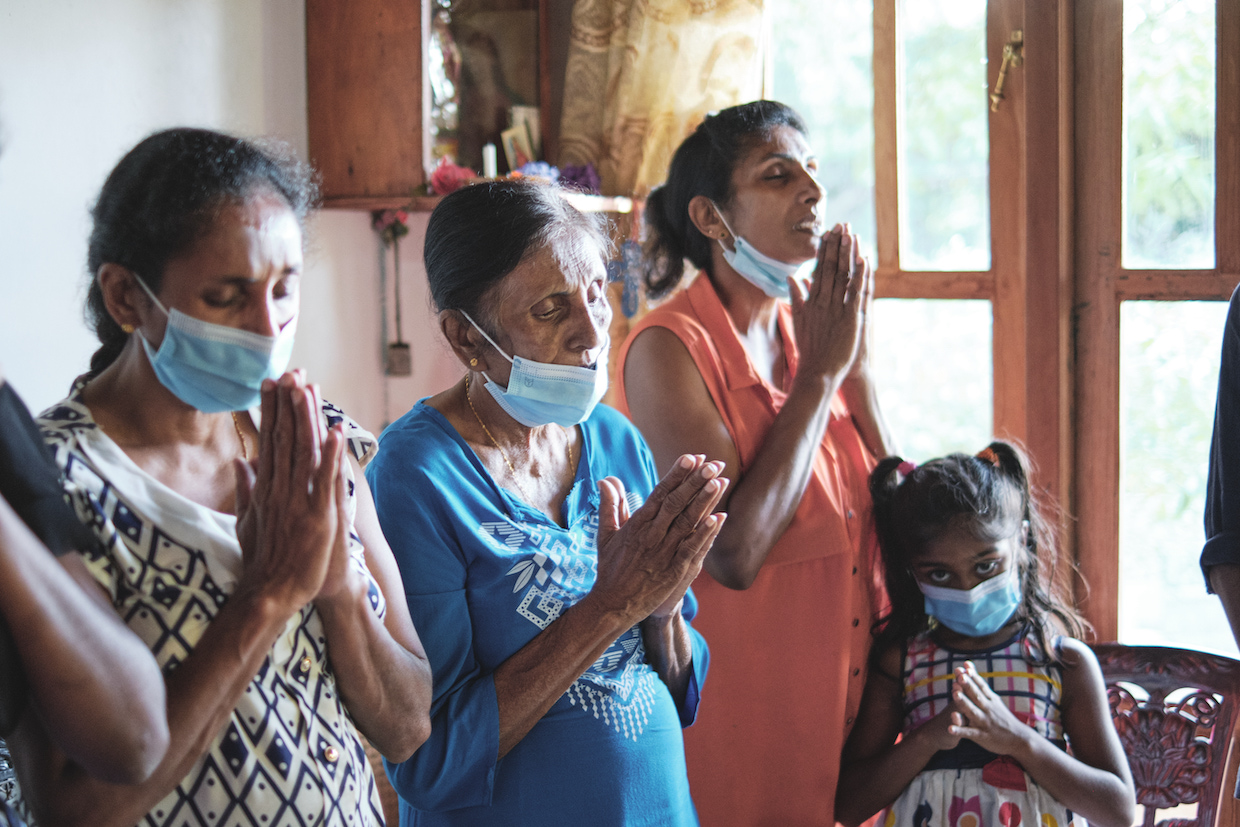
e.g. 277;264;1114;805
616;101;894;827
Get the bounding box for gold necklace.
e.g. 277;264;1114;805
230;411;249;460
465;374;574;503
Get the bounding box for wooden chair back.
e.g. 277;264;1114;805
1092;643;1240;827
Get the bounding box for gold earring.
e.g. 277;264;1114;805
470;357;479;368
121;323;135;334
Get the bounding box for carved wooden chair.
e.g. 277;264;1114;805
1092;643;1240;827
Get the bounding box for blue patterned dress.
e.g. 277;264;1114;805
365;401;708;827
32;386;387;827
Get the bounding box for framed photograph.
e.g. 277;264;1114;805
511;105;542;158
501;123;535;171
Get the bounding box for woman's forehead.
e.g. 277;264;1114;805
740;124;813;165
506;235;604;292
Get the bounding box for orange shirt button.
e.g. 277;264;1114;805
324;747;339;763
852;566;858;575
851;618;860;627
847;510;855;520
846;716;855;725
853;667;861;676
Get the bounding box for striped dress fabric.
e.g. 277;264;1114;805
902;629;1064;744
880;629;1087;827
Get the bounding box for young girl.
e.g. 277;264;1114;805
836;442;1135;827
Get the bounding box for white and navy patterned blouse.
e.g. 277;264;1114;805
33;388;387;827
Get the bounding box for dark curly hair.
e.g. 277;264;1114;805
642;100;808;299
869;440;1085;663
84;127;317;377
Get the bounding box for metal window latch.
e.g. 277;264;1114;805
989;30;1024;112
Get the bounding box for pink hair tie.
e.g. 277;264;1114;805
897;460;917;476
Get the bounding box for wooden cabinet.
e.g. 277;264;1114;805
306;0;429;209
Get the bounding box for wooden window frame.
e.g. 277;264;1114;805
873;0;1076;619
1075;0;1240;641
874;0;1239;641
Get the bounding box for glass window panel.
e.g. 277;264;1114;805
898;0;989;271
872;299;992;460
1119;301;1234;655
768;0;877;262
1122;0;1216;269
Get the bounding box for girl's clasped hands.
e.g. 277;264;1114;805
937;661;1033;756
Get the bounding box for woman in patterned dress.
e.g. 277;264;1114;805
10;128;433;827
366;180;726;826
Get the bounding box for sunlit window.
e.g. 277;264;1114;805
1119;301;1233;655
767;0;876;261
872;299;992;461
771;0;993;461
899;0;989;272
1122;0;1216;269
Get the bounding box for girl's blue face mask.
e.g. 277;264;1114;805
918;566;1022;638
710;200;816;300
462;311;609;428
134;276;297;413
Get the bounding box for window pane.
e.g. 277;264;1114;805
1122;0;1216;269
1119;301;1233;655
899;0;989;271
768;0;876;262
872;299;992;460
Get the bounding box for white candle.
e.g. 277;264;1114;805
482;143;498;178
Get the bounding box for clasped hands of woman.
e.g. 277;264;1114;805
233;371;357;614
592;457;727;625
787;222;873;396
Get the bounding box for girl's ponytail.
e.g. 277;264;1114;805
983;440;1086;658
869;456;929;648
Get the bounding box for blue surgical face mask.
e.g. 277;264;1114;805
462;311;609;428
134;276;297;413
918;566;1022;638
710;201;816;300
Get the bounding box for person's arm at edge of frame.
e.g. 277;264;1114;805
1204;286;1240;646
0;495;168;784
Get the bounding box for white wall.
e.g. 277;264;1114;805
0;0;459;434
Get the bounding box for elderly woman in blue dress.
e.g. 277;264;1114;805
15;128;432;827
366;180;727;826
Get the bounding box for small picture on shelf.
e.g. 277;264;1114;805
500;124;534;172
510;105;541;158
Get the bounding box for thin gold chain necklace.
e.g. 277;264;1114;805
465;373;573;504
230;411;249;460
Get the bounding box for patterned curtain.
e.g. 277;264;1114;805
557;0;767;198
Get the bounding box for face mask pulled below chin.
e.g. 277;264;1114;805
462;311;609;428
711;200;816;300
135;277;297;413
918;566;1022;638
